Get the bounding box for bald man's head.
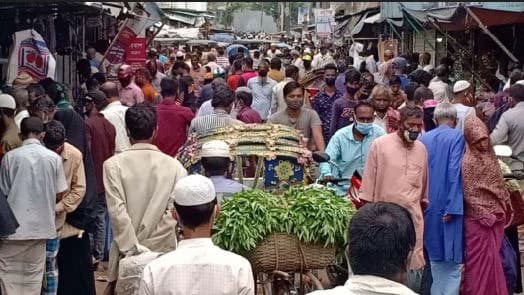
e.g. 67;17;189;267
384;50;394;61
100;81;119;102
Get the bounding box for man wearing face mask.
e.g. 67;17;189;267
452;80;476;131
247;60;277;121
330;69;361;136
118;64;145;107
312;63;343;142
359;106;429;293
320;101;385;196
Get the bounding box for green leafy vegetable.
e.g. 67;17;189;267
212;186;356;254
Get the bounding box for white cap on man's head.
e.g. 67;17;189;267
174;174;216;206
0;94;16;110
176;51;184;58
200;140;231;159
453;80;471;94
235;86;252;94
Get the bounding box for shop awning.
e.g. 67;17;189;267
363;13;383;24
403;5;524;31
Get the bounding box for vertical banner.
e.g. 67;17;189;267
103;5;158;78
7;29;56;86
314;9;335;41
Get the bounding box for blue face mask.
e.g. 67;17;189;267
354;120;374;135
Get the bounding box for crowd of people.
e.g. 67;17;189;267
0;39;523;295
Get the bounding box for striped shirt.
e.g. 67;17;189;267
217;56;230;71
188;109;243;136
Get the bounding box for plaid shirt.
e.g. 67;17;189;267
312;89;343;142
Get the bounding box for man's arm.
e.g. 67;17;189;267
359;141;378;202
238;260;255;295
445;134;466;216
490;113;509;145
56;154;86;214
329;102;340;138
0;155;10;198
319;134;340;177
103;160;140;255
270;84;278;114
310;111;326;152
138;265;154;295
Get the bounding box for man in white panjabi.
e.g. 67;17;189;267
139;174;255;295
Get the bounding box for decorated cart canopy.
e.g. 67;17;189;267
177;124;313;189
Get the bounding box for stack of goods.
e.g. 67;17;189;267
213;186;356;272
177;123;312;168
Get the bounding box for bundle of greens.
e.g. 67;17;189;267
212;186;356;254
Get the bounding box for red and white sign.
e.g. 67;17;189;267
126;37;147;72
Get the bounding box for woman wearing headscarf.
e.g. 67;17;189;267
462;115;510;295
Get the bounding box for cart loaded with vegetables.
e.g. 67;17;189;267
213;186;357;292
177;123;313;189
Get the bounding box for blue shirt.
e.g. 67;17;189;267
420;125;465;263
319;123;385;195
209;176;250;202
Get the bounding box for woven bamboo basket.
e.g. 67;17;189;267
248;233;336;273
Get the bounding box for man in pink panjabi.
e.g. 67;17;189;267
118;64;145;107
359;106;429;292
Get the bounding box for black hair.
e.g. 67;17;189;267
324;63;337;72
20;116;44;137
233;59;243;72
43;120;66;150
509;69;523;86
253;51;260;58
201;157;230;176
26;83;45;98
242;57;254;68
76;58;92;79
354;100;375;114
236;90;253;107
285;65;299;78
389;75;401;86
217;47;225;56
30;96;55;113
435;65;449;78
211;83;235;108
39;78;60;104
405;82;420;101
92;72;107;85
408;70;432;87
174;198;217;229
283;81;304;98
413;86;434;103
345;69;361;84
125;103;157;140
510;83;524;102
400;105;424;121
348;202;415;280
270;57;282;70
160;78;179;98
171;61;190;76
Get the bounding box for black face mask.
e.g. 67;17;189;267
346;86;359;96
258;71;268;77
325;78;336;86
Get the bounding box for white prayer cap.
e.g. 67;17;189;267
0;94;16;110
453;80;471;94
235;86;252;94
174;174;216;206
200;140;231;159
515;80;524;86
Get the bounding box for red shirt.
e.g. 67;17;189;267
227;74;245;91
86;113;116;193
241;71;258;84
237;106;262;124
154;99;195;157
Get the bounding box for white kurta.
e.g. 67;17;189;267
103;143;187;282
139;238;255;295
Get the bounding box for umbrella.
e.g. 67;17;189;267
226;44;249;58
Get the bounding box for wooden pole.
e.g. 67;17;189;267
465;7;518;63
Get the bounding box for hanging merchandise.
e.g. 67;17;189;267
349;42;378;74
7;29;56;86
378;38;398;63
